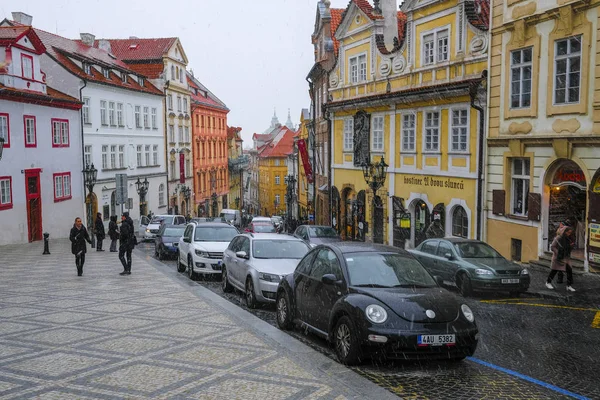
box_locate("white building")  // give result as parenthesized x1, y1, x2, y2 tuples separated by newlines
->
(0, 24, 84, 245)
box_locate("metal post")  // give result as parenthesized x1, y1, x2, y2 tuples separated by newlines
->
(42, 232, 50, 255)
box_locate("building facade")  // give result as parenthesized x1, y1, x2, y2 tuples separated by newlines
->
(326, 0, 489, 247)
(297, 110, 311, 221)
(486, 0, 600, 272)
(0, 25, 84, 245)
(244, 147, 260, 215)
(227, 126, 247, 212)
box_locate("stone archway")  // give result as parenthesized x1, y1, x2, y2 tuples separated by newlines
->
(331, 186, 341, 234)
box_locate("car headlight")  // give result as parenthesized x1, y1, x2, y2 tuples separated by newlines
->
(164, 242, 172, 247)
(365, 304, 388, 324)
(520, 268, 529, 275)
(258, 272, 281, 282)
(146, 229, 150, 233)
(195, 249, 209, 257)
(461, 304, 475, 322)
(474, 268, 493, 275)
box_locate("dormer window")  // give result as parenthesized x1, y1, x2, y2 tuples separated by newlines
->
(83, 63, 91, 75)
(102, 68, 110, 79)
(138, 76, 145, 87)
(21, 54, 33, 80)
(122, 72, 128, 83)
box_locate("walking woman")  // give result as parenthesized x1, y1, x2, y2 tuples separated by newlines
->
(69, 217, 92, 276)
(546, 226, 576, 292)
(108, 215, 119, 252)
(95, 212, 106, 251)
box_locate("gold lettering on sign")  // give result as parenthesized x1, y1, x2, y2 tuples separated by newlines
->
(403, 176, 466, 190)
(552, 118, 580, 134)
(508, 121, 533, 135)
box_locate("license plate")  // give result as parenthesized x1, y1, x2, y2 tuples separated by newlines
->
(418, 334, 455, 346)
(217, 260, 222, 265)
(502, 279, 520, 284)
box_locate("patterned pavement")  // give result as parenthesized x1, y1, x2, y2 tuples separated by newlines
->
(0, 239, 397, 400)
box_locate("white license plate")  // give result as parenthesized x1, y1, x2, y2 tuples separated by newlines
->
(418, 334, 455, 346)
(501, 279, 520, 284)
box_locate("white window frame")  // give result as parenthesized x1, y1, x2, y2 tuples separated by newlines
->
(348, 53, 367, 84)
(82, 97, 91, 124)
(510, 47, 533, 109)
(401, 113, 416, 152)
(134, 106, 141, 128)
(343, 118, 354, 152)
(151, 107, 157, 129)
(553, 36, 582, 105)
(184, 126, 190, 143)
(102, 145, 108, 169)
(167, 95, 173, 110)
(510, 158, 530, 216)
(177, 96, 182, 112)
(145, 145, 151, 166)
(178, 126, 184, 143)
(83, 63, 91, 75)
(84, 145, 92, 167)
(117, 103, 124, 127)
(169, 125, 175, 143)
(421, 27, 450, 66)
(450, 108, 469, 153)
(108, 102, 116, 126)
(153, 145, 158, 165)
(137, 145, 143, 167)
(183, 98, 188, 113)
(275, 176, 280, 185)
(423, 110, 440, 152)
(159, 183, 165, 206)
(143, 106, 149, 128)
(110, 145, 117, 169)
(100, 100, 107, 125)
(371, 115, 384, 152)
(118, 145, 125, 168)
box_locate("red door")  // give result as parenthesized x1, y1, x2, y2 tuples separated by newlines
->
(25, 169, 42, 242)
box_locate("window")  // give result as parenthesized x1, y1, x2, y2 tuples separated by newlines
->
(21, 54, 33, 79)
(349, 54, 367, 83)
(108, 102, 116, 126)
(170, 160, 176, 180)
(437, 30, 449, 62)
(183, 98, 188, 113)
(102, 68, 110, 79)
(51, 119, 69, 147)
(83, 63, 91, 75)
(275, 194, 281, 205)
(153, 145, 158, 165)
(84, 145, 92, 167)
(110, 145, 116, 169)
(402, 114, 416, 151)
(102, 145, 108, 169)
(424, 111, 440, 152)
(82, 98, 91, 124)
(168, 95, 173, 110)
(134, 106, 141, 128)
(121, 72, 127, 83)
(371, 115, 384, 151)
(24, 116, 36, 147)
(151, 107, 157, 129)
(452, 207, 468, 238)
(275, 176, 280, 185)
(554, 36, 581, 105)
(423, 29, 449, 65)
(177, 96, 182, 112)
(145, 145, 151, 166)
(510, 48, 532, 108)
(118, 145, 125, 168)
(451, 109, 468, 152)
(171, 65, 175, 80)
(117, 103, 124, 126)
(137, 145, 143, 166)
(179, 69, 183, 83)
(0, 177, 12, 210)
(274, 159, 280, 166)
(176, 67, 180, 80)
(0, 113, 9, 148)
(343, 118, 354, 151)
(184, 126, 190, 142)
(423, 34, 435, 65)
(139, 77, 144, 86)
(201, 115, 205, 128)
(100, 100, 107, 125)
(53, 172, 72, 202)
(511, 158, 530, 216)
(143, 106, 149, 128)
(186, 159, 190, 177)
(169, 125, 175, 143)
(178, 126, 184, 143)
(159, 183, 165, 206)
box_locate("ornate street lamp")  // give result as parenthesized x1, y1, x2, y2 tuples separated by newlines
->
(135, 177, 149, 217)
(211, 192, 218, 218)
(0, 137, 5, 161)
(361, 157, 388, 243)
(82, 163, 98, 248)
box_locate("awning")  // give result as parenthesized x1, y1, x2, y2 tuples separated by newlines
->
(319, 184, 328, 192)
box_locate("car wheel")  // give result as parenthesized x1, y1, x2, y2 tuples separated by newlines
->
(187, 256, 195, 280)
(334, 316, 362, 366)
(458, 274, 472, 297)
(276, 291, 293, 330)
(154, 245, 159, 258)
(245, 278, 257, 309)
(177, 251, 186, 273)
(222, 266, 234, 293)
(158, 246, 165, 260)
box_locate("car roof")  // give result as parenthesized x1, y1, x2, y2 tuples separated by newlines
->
(422, 237, 483, 244)
(190, 222, 237, 228)
(153, 214, 182, 219)
(161, 224, 185, 229)
(244, 233, 301, 241)
(324, 242, 412, 256)
(299, 225, 335, 229)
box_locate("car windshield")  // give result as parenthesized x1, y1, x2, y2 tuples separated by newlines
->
(194, 226, 238, 242)
(220, 213, 236, 221)
(152, 216, 173, 224)
(252, 240, 309, 259)
(454, 242, 504, 259)
(308, 227, 339, 238)
(163, 227, 185, 237)
(253, 224, 275, 233)
(345, 252, 436, 288)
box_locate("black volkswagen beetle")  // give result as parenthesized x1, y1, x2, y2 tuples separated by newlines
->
(275, 242, 478, 365)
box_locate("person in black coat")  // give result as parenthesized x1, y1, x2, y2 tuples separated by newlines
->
(95, 212, 106, 251)
(118, 212, 135, 275)
(69, 217, 92, 276)
(108, 215, 119, 252)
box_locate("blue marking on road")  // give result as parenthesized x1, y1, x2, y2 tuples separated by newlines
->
(467, 357, 590, 400)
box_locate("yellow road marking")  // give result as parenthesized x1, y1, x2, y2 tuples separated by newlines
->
(592, 311, 600, 329)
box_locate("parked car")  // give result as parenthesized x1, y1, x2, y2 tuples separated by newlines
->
(191, 217, 214, 224)
(138, 215, 150, 238)
(220, 209, 242, 228)
(222, 233, 310, 308)
(250, 216, 272, 224)
(177, 222, 239, 279)
(275, 242, 478, 365)
(294, 225, 342, 247)
(246, 222, 276, 233)
(154, 224, 186, 260)
(410, 238, 530, 297)
(144, 214, 186, 241)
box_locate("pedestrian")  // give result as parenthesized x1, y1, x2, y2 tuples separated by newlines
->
(546, 226, 576, 292)
(118, 212, 134, 276)
(95, 212, 106, 251)
(555, 220, 575, 283)
(69, 217, 92, 276)
(108, 215, 119, 252)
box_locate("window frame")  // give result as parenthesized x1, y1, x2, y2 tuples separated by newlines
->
(102, 145, 108, 169)
(137, 145, 143, 167)
(108, 101, 116, 126)
(21, 54, 34, 80)
(348, 53, 367, 84)
(51, 119, 70, 148)
(145, 144, 151, 166)
(118, 145, 125, 168)
(82, 97, 91, 124)
(84, 145, 92, 167)
(450, 108, 469, 153)
(117, 103, 124, 127)
(553, 35, 582, 106)
(100, 100, 107, 126)
(343, 118, 354, 152)
(143, 106, 150, 129)
(153, 144, 158, 165)
(110, 145, 117, 169)
(158, 183, 165, 206)
(0, 176, 13, 210)
(275, 176, 280, 185)
(53, 172, 72, 202)
(451, 207, 469, 238)
(371, 115, 384, 152)
(0, 113, 9, 148)
(421, 27, 450, 67)
(134, 105, 141, 128)
(510, 47, 533, 109)
(423, 110, 440, 153)
(23, 115, 36, 148)
(151, 107, 157, 129)
(510, 158, 531, 217)
(167, 95, 173, 110)
(401, 113, 416, 152)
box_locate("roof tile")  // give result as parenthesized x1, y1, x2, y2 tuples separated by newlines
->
(85, 38, 177, 61)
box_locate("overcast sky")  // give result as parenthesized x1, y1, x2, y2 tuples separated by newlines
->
(1, 0, 353, 145)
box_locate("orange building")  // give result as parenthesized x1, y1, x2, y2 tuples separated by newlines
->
(188, 73, 230, 217)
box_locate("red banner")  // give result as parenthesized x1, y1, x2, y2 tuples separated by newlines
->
(179, 152, 185, 183)
(297, 139, 313, 183)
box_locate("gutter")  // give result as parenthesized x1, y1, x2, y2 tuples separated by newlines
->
(306, 75, 316, 224)
(469, 71, 488, 241)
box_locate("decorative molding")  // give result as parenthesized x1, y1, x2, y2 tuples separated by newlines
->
(329, 72, 339, 88)
(554, 5, 573, 36)
(392, 54, 406, 74)
(511, 19, 526, 47)
(512, 2, 537, 20)
(458, 4, 465, 52)
(379, 57, 392, 77)
(552, 139, 572, 159)
(552, 118, 581, 133)
(508, 121, 533, 135)
(469, 34, 488, 56)
(508, 139, 525, 157)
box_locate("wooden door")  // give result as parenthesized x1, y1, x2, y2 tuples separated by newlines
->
(25, 169, 42, 242)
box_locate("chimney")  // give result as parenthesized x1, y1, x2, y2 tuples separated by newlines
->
(382, 0, 398, 51)
(11, 12, 33, 26)
(98, 39, 112, 53)
(80, 33, 96, 47)
(129, 36, 139, 39)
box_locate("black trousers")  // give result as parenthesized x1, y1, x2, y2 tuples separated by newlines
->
(110, 239, 117, 252)
(75, 253, 86, 275)
(97, 238, 103, 250)
(547, 264, 573, 285)
(119, 245, 132, 272)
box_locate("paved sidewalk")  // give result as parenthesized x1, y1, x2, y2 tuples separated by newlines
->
(0, 239, 398, 400)
(525, 264, 600, 305)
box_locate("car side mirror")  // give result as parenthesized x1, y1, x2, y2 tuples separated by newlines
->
(321, 274, 338, 285)
(183, 237, 190, 243)
(433, 275, 444, 287)
(444, 253, 454, 260)
(236, 251, 248, 259)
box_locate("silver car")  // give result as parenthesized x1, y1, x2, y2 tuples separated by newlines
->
(221, 233, 310, 308)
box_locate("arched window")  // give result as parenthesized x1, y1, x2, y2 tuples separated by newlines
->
(176, 67, 179, 80)
(171, 65, 175, 80)
(158, 183, 165, 207)
(452, 206, 468, 238)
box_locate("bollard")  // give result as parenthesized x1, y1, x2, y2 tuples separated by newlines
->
(42, 232, 50, 255)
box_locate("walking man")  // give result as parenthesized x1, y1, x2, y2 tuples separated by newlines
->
(69, 217, 92, 276)
(95, 212, 106, 251)
(118, 213, 134, 275)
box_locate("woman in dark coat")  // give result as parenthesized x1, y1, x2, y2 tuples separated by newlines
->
(95, 212, 106, 251)
(108, 215, 119, 252)
(69, 217, 92, 276)
(546, 226, 576, 292)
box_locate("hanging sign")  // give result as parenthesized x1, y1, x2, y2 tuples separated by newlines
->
(297, 139, 313, 183)
(179, 152, 185, 184)
(552, 166, 585, 185)
(400, 213, 411, 228)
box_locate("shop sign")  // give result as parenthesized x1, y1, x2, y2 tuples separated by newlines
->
(400, 213, 411, 228)
(552, 167, 585, 185)
(593, 175, 600, 193)
(589, 252, 600, 264)
(589, 223, 600, 248)
(403, 176, 465, 190)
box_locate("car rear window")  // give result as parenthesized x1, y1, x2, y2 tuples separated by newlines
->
(253, 240, 309, 259)
(253, 224, 276, 233)
(163, 227, 185, 237)
(194, 226, 238, 242)
(152, 216, 174, 224)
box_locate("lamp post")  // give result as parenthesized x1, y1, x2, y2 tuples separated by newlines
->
(285, 175, 296, 233)
(0, 136, 5, 161)
(211, 192, 218, 218)
(135, 177, 149, 217)
(82, 163, 98, 248)
(361, 157, 388, 243)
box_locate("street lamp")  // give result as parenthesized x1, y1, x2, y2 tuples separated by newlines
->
(82, 163, 98, 248)
(284, 175, 297, 232)
(211, 192, 218, 217)
(135, 177, 149, 217)
(0, 136, 5, 161)
(361, 157, 388, 243)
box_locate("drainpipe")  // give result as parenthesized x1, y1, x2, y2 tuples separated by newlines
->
(324, 107, 332, 227)
(164, 81, 170, 214)
(470, 71, 488, 241)
(306, 76, 316, 224)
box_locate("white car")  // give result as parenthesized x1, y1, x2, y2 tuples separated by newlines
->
(144, 214, 186, 241)
(178, 222, 239, 278)
(221, 233, 310, 308)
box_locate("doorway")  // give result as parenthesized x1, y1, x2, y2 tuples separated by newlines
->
(413, 200, 430, 247)
(373, 195, 384, 244)
(25, 169, 42, 242)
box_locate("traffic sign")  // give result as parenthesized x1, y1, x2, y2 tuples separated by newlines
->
(115, 174, 128, 205)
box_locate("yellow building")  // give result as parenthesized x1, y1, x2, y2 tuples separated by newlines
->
(297, 110, 311, 220)
(227, 127, 247, 211)
(486, 0, 600, 273)
(325, 0, 489, 247)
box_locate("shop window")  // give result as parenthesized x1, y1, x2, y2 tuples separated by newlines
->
(452, 206, 468, 238)
(511, 158, 530, 216)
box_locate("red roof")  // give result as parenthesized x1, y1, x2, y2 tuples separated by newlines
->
(258, 127, 296, 158)
(0, 82, 82, 110)
(125, 62, 165, 79)
(466, 0, 490, 31)
(227, 126, 243, 140)
(330, 8, 344, 55)
(84, 38, 177, 61)
(188, 75, 229, 111)
(353, 0, 384, 20)
(0, 26, 45, 54)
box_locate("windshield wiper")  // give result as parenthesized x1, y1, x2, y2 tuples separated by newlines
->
(353, 284, 393, 288)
